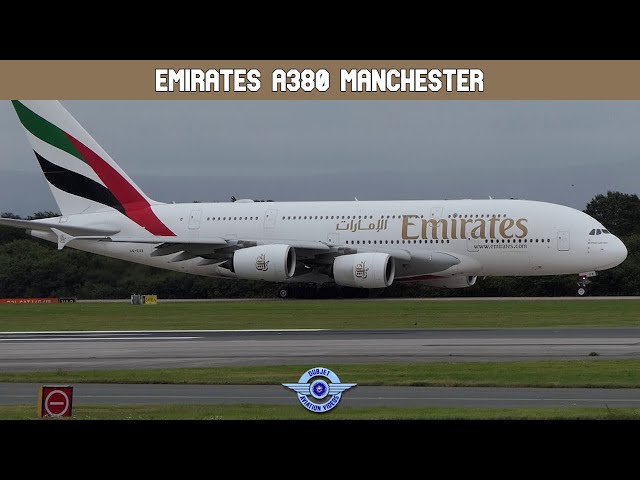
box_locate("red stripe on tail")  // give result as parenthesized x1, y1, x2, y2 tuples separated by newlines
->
(65, 133, 175, 236)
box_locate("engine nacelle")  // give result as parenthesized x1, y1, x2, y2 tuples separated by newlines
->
(333, 253, 395, 288)
(233, 244, 296, 281)
(422, 275, 478, 289)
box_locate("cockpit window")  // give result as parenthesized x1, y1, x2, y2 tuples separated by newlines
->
(589, 229, 596, 235)
(596, 229, 602, 235)
(602, 229, 610, 234)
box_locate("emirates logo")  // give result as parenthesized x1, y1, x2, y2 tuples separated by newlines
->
(355, 261, 369, 279)
(255, 253, 269, 271)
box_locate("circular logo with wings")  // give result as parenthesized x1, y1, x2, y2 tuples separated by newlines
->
(282, 367, 357, 413)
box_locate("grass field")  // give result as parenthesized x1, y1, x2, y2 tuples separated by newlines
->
(1, 299, 639, 331)
(2, 404, 640, 420)
(3, 359, 640, 388)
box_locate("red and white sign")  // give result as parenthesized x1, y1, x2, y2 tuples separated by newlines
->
(38, 386, 73, 417)
(0, 298, 60, 304)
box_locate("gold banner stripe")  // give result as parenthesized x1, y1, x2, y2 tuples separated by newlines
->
(2, 60, 640, 100)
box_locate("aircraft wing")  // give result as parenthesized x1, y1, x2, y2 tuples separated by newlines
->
(107, 236, 227, 246)
(6, 217, 469, 276)
(146, 237, 331, 264)
(230, 238, 331, 252)
(46, 232, 230, 252)
(143, 237, 463, 276)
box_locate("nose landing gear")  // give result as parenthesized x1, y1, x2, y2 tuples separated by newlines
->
(577, 271, 596, 296)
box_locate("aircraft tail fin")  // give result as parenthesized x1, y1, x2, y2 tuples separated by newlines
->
(11, 101, 174, 236)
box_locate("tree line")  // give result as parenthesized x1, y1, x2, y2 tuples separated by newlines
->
(1, 192, 638, 299)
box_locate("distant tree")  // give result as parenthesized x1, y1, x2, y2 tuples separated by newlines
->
(28, 211, 60, 220)
(584, 191, 640, 237)
(0, 213, 25, 244)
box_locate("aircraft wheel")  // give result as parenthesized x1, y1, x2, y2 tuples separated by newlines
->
(577, 287, 586, 296)
(277, 287, 289, 299)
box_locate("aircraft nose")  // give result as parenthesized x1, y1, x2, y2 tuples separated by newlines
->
(596, 235, 628, 270)
(608, 236, 628, 268)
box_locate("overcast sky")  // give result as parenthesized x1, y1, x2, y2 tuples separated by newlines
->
(1, 100, 639, 216)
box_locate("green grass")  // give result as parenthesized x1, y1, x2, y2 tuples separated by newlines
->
(1, 299, 640, 331)
(4, 359, 640, 388)
(2, 404, 640, 420)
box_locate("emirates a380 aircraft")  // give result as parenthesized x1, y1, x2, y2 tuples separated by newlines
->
(1, 101, 628, 297)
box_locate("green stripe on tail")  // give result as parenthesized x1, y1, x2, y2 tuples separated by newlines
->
(11, 101, 85, 162)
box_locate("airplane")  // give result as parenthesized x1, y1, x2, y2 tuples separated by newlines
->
(0, 100, 628, 298)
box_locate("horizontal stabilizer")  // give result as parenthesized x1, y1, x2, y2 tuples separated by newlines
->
(50, 228, 111, 250)
(0, 217, 120, 236)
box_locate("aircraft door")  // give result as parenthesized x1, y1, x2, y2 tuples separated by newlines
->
(466, 236, 479, 252)
(188, 209, 202, 230)
(264, 209, 278, 229)
(557, 231, 570, 251)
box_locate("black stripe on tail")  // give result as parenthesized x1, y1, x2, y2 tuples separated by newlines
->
(35, 151, 126, 215)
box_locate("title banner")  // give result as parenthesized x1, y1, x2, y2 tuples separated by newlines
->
(3, 60, 640, 99)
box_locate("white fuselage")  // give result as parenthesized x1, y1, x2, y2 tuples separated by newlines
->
(31, 198, 628, 284)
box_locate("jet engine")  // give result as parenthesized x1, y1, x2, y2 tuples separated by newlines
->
(422, 275, 478, 288)
(233, 244, 296, 281)
(333, 253, 395, 288)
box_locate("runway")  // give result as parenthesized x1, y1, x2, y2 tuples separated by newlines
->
(3, 383, 640, 408)
(1, 328, 640, 371)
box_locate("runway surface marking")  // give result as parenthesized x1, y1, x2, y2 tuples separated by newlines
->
(0, 329, 327, 335)
(0, 336, 203, 342)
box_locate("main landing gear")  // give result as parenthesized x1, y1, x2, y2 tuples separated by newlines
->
(277, 287, 289, 299)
